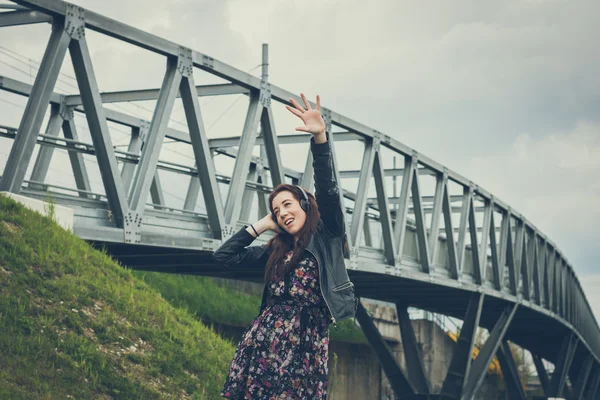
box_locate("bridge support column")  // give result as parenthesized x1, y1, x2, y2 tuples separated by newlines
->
(440, 293, 484, 400)
(396, 304, 431, 394)
(549, 333, 578, 398)
(574, 355, 593, 400)
(532, 354, 551, 397)
(496, 340, 527, 400)
(462, 303, 519, 400)
(355, 299, 416, 399)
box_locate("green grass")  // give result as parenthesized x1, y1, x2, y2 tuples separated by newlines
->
(0, 194, 235, 399)
(133, 271, 367, 344)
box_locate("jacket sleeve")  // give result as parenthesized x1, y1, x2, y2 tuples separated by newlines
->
(311, 135, 346, 237)
(212, 227, 269, 268)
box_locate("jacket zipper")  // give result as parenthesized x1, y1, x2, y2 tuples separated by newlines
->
(332, 281, 353, 292)
(305, 248, 336, 326)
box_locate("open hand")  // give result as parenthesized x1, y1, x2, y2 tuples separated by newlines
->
(285, 93, 326, 137)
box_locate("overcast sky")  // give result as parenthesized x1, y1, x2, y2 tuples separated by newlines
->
(0, 0, 598, 319)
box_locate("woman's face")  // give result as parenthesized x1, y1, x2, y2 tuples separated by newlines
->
(271, 190, 307, 237)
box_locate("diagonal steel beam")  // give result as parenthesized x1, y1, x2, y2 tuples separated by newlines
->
(355, 300, 415, 398)
(574, 355, 594, 400)
(350, 138, 376, 246)
(532, 354, 551, 396)
(428, 173, 444, 267)
(393, 155, 416, 263)
(549, 333, 578, 397)
(260, 105, 284, 187)
(456, 185, 473, 277)
(442, 176, 459, 280)
(180, 67, 225, 238)
(29, 102, 63, 190)
(373, 149, 396, 265)
(440, 293, 484, 400)
(61, 115, 92, 198)
(496, 340, 527, 400)
(128, 55, 182, 215)
(223, 91, 262, 227)
(0, 19, 70, 193)
(489, 205, 502, 291)
(467, 192, 482, 283)
(411, 158, 431, 274)
(462, 303, 519, 400)
(396, 304, 431, 394)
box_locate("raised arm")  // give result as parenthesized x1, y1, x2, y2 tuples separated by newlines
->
(286, 93, 346, 237)
(212, 227, 268, 268)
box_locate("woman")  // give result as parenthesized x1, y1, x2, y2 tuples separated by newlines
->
(214, 93, 358, 399)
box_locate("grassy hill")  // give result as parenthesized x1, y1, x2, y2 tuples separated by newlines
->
(0, 194, 234, 399)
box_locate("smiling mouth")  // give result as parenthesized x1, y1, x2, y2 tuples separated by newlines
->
(284, 218, 295, 227)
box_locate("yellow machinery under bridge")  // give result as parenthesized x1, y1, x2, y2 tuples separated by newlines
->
(0, 1, 599, 398)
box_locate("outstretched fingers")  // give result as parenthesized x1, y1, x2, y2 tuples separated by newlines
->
(301, 93, 312, 110)
(289, 98, 306, 114)
(285, 105, 303, 119)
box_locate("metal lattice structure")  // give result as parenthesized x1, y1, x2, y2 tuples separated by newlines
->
(0, 1, 599, 399)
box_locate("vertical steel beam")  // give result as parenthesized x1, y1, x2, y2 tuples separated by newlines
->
(532, 354, 551, 396)
(514, 219, 525, 295)
(411, 158, 431, 274)
(180, 63, 225, 237)
(428, 172, 444, 265)
(489, 207, 502, 291)
(350, 138, 376, 246)
(121, 124, 147, 191)
(362, 219, 373, 247)
(498, 209, 511, 290)
(260, 105, 285, 187)
(532, 236, 542, 305)
(149, 171, 164, 208)
(183, 161, 201, 211)
(396, 304, 431, 394)
(373, 149, 396, 265)
(128, 55, 182, 216)
(393, 156, 416, 263)
(239, 164, 258, 222)
(441, 176, 459, 279)
(29, 103, 63, 189)
(549, 333, 578, 397)
(467, 193, 482, 283)
(69, 23, 128, 226)
(355, 300, 415, 398)
(62, 115, 92, 198)
(574, 355, 593, 400)
(440, 293, 484, 399)
(462, 303, 519, 400)
(0, 19, 70, 193)
(477, 197, 493, 284)
(456, 185, 473, 276)
(496, 340, 527, 400)
(223, 91, 262, 228)
(520, 229, 531, 300)
(505, 218, 519, 295)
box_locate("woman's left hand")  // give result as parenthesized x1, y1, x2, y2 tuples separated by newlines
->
(286, 93, 326, 137)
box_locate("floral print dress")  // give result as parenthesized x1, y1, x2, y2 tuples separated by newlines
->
(221, 250, 331, 399)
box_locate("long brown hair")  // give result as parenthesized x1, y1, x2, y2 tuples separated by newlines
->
(264, 184, 321, 282)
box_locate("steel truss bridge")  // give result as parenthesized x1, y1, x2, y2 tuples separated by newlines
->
(0, 1, 598, 399)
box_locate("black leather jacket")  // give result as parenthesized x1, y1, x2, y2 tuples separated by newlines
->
(212, 136, 358, 325)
